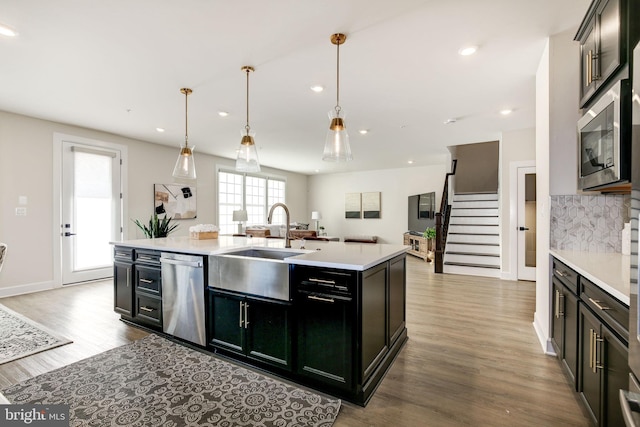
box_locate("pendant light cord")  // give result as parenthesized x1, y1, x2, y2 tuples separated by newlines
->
(184, 90, 189, 147)
(335, 39, 341, 113)
(245, 68, 251, 133)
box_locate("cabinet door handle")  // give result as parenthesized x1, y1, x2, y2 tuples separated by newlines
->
(126, 267, 131, 287)
(239, 301, 244, 328)
(588, 297, 610, 311)
(308, 278, 336, 285)
(308, 295, 335, 303)
(558, 293, 565, 317)
(244, 302, 249, 328)
(595, 334, 604, 372)
(555, 290, 560, 319)
(139, 278, 154, 284)
(589, 329, 595, 372)
(140, 306, 154, 313)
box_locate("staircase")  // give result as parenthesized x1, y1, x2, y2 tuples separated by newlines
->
(443, 193, 501, 278)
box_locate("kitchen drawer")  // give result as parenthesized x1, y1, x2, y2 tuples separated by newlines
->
(552, 258, 579, 295)
(135, 265, 161, 296)
(114, 246, 134, 262)
(581, 276, 628, 342)
(135, 249, 161, 266)
(136, 294, 162, 327)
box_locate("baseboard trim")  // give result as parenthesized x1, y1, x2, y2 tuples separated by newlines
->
(0, 280, 58, 298)
(532, 312, 555, 355)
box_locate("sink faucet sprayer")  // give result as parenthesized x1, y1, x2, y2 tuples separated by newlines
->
(267, 203, 291, 248)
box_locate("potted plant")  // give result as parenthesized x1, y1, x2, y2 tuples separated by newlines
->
(133, 213, 179, 238)
(423, 227, 436, 261)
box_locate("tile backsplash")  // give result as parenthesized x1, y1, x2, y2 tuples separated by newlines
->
(550, 194, 630, 253)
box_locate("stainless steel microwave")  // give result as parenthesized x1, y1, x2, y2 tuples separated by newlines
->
(577, 79, 631, 190)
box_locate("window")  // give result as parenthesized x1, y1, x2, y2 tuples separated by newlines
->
(218, 170, 286, 234)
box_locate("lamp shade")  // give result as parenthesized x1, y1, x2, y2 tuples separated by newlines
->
(322, 109, 352, 161)
(232, 210, 248, 222)
(311, 211, 322, 220)
(172, 145, 196, 180)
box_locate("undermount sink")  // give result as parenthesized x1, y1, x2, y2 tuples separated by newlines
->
(209, 249, 305, 301)
(223, 249, 303, 260)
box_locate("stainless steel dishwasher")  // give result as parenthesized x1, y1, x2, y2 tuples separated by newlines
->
(160, 252, 206, 346)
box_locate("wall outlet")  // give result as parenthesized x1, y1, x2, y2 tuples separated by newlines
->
(15, 207, 27, 216)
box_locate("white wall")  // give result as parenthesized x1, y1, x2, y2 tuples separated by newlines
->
(534, 28, 580, 353)
(0, 110, 308, 296)
(307, 165, 447, 244)
(500, 128, 536, 280)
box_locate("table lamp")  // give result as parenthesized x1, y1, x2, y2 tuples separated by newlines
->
(311, 211, 322, 232)
(232, 210, 248, 234)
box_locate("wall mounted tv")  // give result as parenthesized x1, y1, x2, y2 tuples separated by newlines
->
(407, 192, 436, 234)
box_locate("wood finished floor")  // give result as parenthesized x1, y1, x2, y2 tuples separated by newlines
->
(0, 257, 592, 426)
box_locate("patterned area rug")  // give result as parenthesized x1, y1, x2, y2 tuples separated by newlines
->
(0, 303, 72, 364)
(1, 334, 341, 426)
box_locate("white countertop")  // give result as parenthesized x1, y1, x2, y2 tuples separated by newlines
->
(550, 249, 630, 306)
(112, 236, 409, 271)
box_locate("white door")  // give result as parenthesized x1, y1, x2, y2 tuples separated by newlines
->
(517, 167, 536, 281)
(61, 142, 122, 284)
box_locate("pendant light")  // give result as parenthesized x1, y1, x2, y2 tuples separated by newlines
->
(172, 88, 196, 180)
(236, 66, 261, 172)
(323, 33, 353, 162)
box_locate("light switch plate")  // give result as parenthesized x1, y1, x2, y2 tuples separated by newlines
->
(15, 207, 27, 216)
(18, 196, 28, 205)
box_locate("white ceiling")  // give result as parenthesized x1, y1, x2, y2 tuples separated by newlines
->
(1, 0, 590, 175)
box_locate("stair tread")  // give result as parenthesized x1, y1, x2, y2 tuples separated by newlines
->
(449, 223, 498, 226)
(445, 251, 499, 257)
(444, 262, 500, 269)
(448, 232, 499, 236)
(446, 242, 500, 246)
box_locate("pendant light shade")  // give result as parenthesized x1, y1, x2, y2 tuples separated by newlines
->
(236, 66, 261, 172)
(323, 33, 353, 162)
(172, 88, 196, 180)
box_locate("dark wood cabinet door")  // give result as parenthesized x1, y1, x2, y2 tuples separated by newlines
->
(114, 260, 133, 317)
(579, 304, 602, 425)
(550, 279, 564, 356)
(246, 298, 292, 371)
(596, 0, 621, 84)
(563, 289, 579, 389)
(601, 324, 629, 427)
(361, 264, 388, 383)
(297, 293, 353, 390)
(209, 292, 244, 354)
(580, 21, 598, 107)
(388, 255, 406, 346)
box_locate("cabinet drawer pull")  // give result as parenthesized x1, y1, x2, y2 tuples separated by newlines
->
(554, 269, 567, 278)
(139, 278, 154, 284)
(138, 256, 154, 260)
(588, 297, 610, 311)
(140, 306, 154, 313)
(308, 295, 335, 303)
(308, 278, 336, 285)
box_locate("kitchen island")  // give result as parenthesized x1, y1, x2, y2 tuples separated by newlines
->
(111, 236, 409, 406)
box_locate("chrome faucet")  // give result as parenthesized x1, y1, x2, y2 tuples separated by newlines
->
(267, 202, 291, 248)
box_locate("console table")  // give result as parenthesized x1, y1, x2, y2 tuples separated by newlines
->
(403, 233, 430, 262)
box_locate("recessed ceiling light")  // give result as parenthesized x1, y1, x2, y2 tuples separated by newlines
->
(0, 23, 18, 37)
(359, 129, 368, 135)
(310, 85, 324, 93)
(218, 111, 229, 117)
(314, 169, 320, 173)
(156, 127, 165, 133)
(458, 46, 477, 56)
(408, 160, 414, 164)
(444, 118, 457, 124)
(500, 109, 513, 115)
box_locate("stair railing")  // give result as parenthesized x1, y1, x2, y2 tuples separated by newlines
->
(435, 159, 457, 273)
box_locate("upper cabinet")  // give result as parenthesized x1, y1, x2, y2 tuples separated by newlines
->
(575, 0, 639, 108)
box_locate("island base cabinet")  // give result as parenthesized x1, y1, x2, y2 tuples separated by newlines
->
(114, 260, 133, 318)
(579, 303, 629, 426)
(296, 292, 353, 391)
(208, 290, 292, 371)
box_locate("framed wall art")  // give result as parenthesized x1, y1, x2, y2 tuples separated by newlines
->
(154, 184, 197, 219)
(362, 192, 381, 218)
(345, 193, 361, 219)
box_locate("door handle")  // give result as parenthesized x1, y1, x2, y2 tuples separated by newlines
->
(518, 226, 529, 231)
(63, 232, 77, 236)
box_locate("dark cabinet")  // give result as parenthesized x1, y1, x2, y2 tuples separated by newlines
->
(579, 303, 629, 426)
(550, 259, 580, 388)
(208, 289, 292, 371)
(388, 255, 406, 346)
(113, 246, 162, 329)
(113, 247, 134, 318)
(575, 0, 640, 108)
